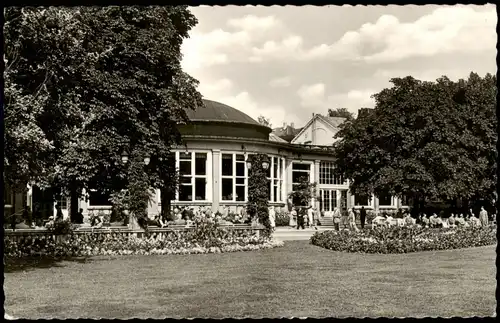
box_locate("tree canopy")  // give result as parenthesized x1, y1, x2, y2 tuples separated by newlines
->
(332, 73, 497, 206)
(257, 115, 272, 128)
(328, 107, 354, 121)
(4, 6, 202, 202)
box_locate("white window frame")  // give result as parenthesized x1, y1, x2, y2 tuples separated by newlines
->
(353, 194, 375, 209)
(378, 194, 397, 208)
(319, 161, 347, 185)
(220, 152, 248, 203)
(291, 161, 313, 188)
(87, 189, 113, 208)
(319, 189, 338, 212)
(175, 151, 210, 202)
(267, 156, 285, 203)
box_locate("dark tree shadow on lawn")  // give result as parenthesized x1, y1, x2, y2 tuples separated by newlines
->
(4, 256, 96, 273)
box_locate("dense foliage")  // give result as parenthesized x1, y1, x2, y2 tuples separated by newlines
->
(257, 115, 272, 128)
(4, 6, 202, 223)
(288, 176, 317, 207)
(247, 154, 271, 234)
(310, 225, 497, 254)
(332, 73, 497, 210)
(5, 218, 283, 258)
(328, 107, 354, 122)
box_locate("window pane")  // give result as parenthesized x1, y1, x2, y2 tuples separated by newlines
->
(195, 178, 206, 200)
(355, 195, 369, 206)
(236, 154, 245, 161)
(273, 158, 278, 179)
(89, 191, 113, 206)
(222, 178, 233, 200)
(222, 154, 233, 176)
(273, 185, 278, 202)
(236, 185, 245, 201)
(267, 179, 272, 201)
(236, 177, 245, 185)
(179, 152, 191, 160)
(179, 160, 191, 176)
(379, 193, 392, 206)
(179, 185, 192, 201)
(292, 171, 309, 183)
(292, 163, 310, 171)
(180, 176, 191, 184)
(236, 162, 245, 177)
(280, 159, 284, 178)
(195, 153, 207, 175)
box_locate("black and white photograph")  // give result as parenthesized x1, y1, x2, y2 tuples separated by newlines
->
(3, 4, 497, 319)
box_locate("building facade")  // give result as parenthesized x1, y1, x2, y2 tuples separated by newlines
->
(5, 99, 407, 221)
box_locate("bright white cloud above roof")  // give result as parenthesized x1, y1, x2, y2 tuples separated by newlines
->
(182, 5, 496, 128)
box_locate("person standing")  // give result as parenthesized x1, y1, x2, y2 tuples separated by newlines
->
(479, 206, 489, 227)
(296, 207, 305, 230)
(348, 207, 358, 231)
(333, 207, 341, 231)
(55, 204, 64, 223)
(341, 207, 349, 229)
(307, 206, 314, 229)
(360, 206, 367, 229)
(289, 207, 297, 227)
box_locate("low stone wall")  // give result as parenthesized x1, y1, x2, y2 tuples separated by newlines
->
(4, 225, 266, 243)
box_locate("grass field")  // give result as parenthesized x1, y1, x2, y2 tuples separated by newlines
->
(4, 241, 496, 319)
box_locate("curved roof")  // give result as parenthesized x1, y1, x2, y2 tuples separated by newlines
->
(186, 99, 261, 126)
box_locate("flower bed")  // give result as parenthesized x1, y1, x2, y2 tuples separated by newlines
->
(310, 225, 497, 254)
(4, 220, 283, 258)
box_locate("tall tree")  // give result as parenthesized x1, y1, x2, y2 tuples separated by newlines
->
(328, 107, 354, 121)
(4, 6, 203, 224)
(257, 115, 272, 128)
(332, 73, 497, 211)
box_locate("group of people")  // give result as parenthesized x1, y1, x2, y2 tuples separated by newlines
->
(287, 206, 322, 230)
(418, 206, 495, 228)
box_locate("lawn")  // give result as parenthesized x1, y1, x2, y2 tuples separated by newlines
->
(4, 241, 496, 319)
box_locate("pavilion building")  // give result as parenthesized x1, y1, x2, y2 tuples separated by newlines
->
(4, 99, 408, 222)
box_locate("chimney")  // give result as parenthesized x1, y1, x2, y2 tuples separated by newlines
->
(312, 112, 315, 118)
(291, 122, 295, 128)
(282, 122, 286, 129)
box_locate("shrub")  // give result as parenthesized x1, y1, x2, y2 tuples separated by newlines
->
(46, 219, 74, 235)
(310, 225, 497, 254)
(275, 211, 290, 226)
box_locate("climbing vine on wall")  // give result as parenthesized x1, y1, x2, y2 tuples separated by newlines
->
(246, 154, 271, 235)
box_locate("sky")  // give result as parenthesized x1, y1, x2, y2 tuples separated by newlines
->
(181, 5, 497, 129)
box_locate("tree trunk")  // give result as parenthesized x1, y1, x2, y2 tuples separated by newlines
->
(160, 187, 173, 221)
(69, 186, 79, 223)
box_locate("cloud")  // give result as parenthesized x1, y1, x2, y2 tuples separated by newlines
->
(227, 15, 281, 31)
(350, 6, 497, 63)
(181, 14, 285, 73)
(297, 83, 326, 108)
(181, 29, 251, 72)
(297, 83, 377, 118)
(247, 5, 496, 64)
(197, 78, 234, 97)
(195, 77, 291, 127)
(269, 76, 292, 88)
